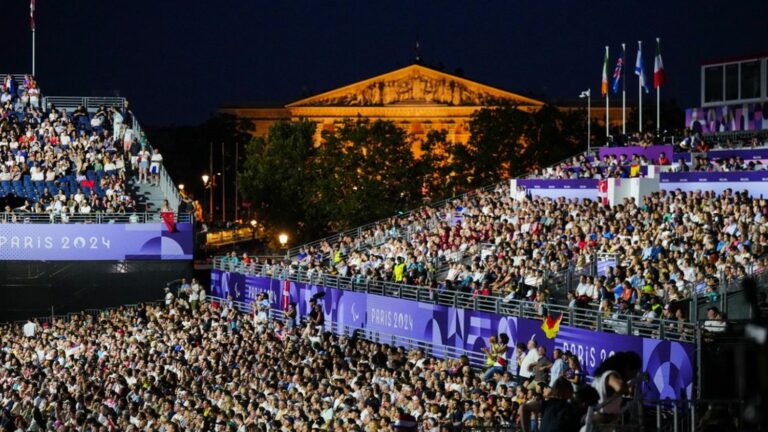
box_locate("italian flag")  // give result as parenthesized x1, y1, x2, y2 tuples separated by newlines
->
(601, 46, 609, 97)
(654, 38, 665, 89)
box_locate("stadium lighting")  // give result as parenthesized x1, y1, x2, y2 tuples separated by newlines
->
(278, 233, 289, 247)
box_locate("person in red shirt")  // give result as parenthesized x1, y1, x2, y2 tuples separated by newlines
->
(657, 152, 670, 165)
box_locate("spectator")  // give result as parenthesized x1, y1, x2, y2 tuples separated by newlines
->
(703, 306, 726, 333)
(150, 147, 163, 186)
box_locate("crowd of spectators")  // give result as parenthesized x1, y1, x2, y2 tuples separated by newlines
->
(528, 132, 768, 180)
(0, 75, 166, 219)
(1, 291, 656, 432)
(226, 185, 768, 326)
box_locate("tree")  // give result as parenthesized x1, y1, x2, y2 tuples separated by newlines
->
(453, 103, 530, 190)
(523, 103, 585, 169)
(315, 118, 421, 231)
(239, 120, 319, 242)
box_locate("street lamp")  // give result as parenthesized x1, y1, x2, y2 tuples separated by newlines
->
(579, 89, 591, 154)
(178, 184, 185, 194)
(201, 174, 211, 222)
(250, 219, 257, 228)
(278, 233, 288, 248)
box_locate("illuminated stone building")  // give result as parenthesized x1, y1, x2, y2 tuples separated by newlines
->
(220, 63, 622, 145)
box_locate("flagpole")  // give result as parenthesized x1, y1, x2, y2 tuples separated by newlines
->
(605, 46, 610, 138)
(32, 29, 36, 76)
(656, 37, 661, 134)
(638, 41, 643, 133)
(622, 43, 626, 136)
(587, 91, 591, 154)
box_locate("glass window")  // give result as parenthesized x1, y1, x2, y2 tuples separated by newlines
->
(740, 60, 761, 99)
(704, 66, 723, 103)
(725, 64, 739, 100)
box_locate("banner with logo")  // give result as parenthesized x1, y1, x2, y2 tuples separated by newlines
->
(0, 223, 193, 261)
(211, 270, 695, 400)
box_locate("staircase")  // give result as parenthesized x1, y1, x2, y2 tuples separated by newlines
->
(132, 179, 167, 213)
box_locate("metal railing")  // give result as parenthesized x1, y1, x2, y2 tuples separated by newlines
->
(206, 226, 254, 246)
(213, 258, 698, 343)
(0, 211, 192, 224)
(42, 96, 126, 110)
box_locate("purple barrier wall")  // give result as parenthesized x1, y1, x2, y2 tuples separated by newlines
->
(599, 145, 674, 162)
(211, 270, 695, 400)
(517, 179, 599, 201)
(659, 171, 768, 196)
(686, 103, 768, 133)
(0, 222, 194, 260)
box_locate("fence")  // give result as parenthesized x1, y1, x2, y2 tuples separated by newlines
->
(0, 211, 192, 224)
(42, 96, 126, 110)
(213, 258, 698, 343)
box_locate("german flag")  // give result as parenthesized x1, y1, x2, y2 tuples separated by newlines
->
(541, 313, 563, 339)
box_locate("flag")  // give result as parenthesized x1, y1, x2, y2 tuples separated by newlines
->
(598, 179, 609, 205)
(580, 89, 591, 98)
(654, 38, 666, 88)
(30, 0, 35, 31)
(601, 46, 609, 97)
(281, 280, 291, 310)
(160, 211, 176, 232)
(635, 42, 650, 94)
(541, 313, 563, 339)
(612, 46, 624, 94)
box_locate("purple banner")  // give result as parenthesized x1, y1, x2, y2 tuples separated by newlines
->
(211, 271, 695, 400)
(704, 148, 768, 161)
(686, 103, 768, 133)
(661, 171, 768, 182)
(0, 223, 193, 261)
(599, 145, 674, 163)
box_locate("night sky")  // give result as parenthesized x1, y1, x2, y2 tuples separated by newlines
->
(4, 0, 767, 125)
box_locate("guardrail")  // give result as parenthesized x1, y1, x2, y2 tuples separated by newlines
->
(0, 212, 193, 224)
(206, 226, 254, 246)
(213, 258, 698, 343)
(42, 96, 126, 110)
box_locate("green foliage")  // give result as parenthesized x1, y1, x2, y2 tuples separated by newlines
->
(455, 103, 530, 189)
(315, 118, 421, 231)
(239, 120, 319, 241)
(239, 106, 588, 241)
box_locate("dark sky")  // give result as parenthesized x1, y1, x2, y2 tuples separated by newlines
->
(4, 1, 767, 125)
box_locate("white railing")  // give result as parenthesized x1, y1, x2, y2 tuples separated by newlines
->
(42, 96, 126, 111)
(0, 212, 192, 224)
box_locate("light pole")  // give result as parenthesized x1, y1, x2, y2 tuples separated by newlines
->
(580, 89, 591, 154)
(201, 174, 210, 222)
(278, 233, 288, 256)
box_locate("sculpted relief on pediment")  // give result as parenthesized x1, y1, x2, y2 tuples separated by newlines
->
(301, 70, 509, 107)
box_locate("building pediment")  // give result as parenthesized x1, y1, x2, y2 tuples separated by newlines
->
(287, 64, 544, 108)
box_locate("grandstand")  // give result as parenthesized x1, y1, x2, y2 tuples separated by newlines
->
(0, 74, 181, 216)
(4, 54, 767, 431)
(0, 73, 193, 322)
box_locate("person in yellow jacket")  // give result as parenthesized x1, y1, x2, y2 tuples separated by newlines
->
(393, 257, 406, 283)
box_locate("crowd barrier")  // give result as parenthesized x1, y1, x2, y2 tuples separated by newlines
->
(211, 263, 698, 401)
(0, 212, 192, 224)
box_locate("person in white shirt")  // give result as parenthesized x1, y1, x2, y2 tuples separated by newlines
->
(164, 287, 174, 307)
(23, 319, 38, 337)
(150, 149, 163, 186)
(518, 338, 540, 380)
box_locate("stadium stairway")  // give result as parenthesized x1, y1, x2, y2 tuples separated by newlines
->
(132, 180, 166, 212)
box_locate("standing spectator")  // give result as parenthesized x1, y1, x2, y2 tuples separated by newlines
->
(137, 146, 150, 184)
(164, 285, 174, 306)
(549, 349, 567, 387)
(22, 318, 38, 338)
(564, 355, 585, 391)
(519, 338, 540, 381)
(189, 281, 200, 311)
(150, 148, 164, 186)
(530, 346, 553, 391)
